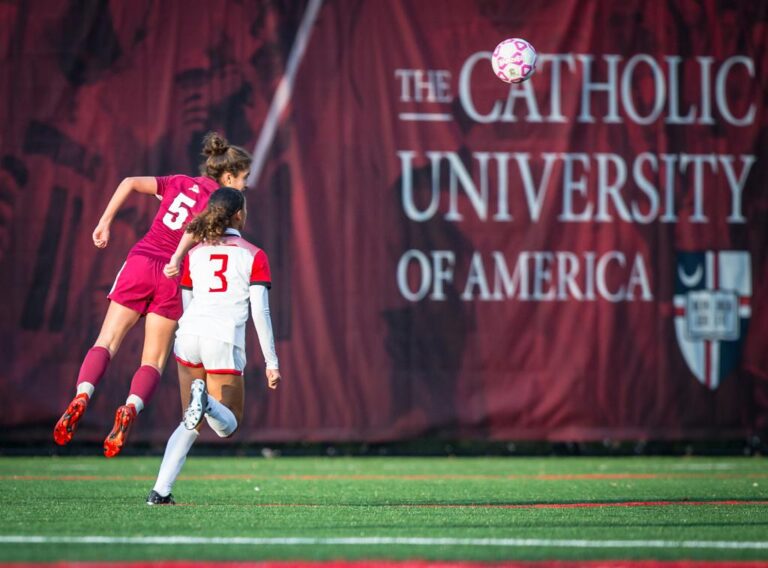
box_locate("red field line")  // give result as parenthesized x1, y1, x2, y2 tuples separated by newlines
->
(3, 475, 157, 481)
(278, 473, 768, 481)
(240, 500, 768, 509)
(164, 500, 768, 509)
(3, 472, 767, 481)
(3, 560, 768, 567)
(397, 500, 768, 510)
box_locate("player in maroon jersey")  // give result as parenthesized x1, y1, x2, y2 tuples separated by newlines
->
(54, 132, 252, 458)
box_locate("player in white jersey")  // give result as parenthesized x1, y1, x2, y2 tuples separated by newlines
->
(147, 187, 281, 505)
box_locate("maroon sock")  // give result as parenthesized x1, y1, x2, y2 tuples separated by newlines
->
(128, 365, 161, 405)
(76, 346, 111, 389)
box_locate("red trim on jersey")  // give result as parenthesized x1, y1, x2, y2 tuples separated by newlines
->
(207, 368, 243, 376)
(250, 249, 271, 286)
(180, 255, 192, 288)
(175, 356, 203, 368)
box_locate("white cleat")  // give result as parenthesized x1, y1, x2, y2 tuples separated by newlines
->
(183, 379, 208, 430)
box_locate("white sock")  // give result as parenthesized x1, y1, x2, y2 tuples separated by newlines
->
(76, 382, 95, 398)
(152, 422, 199, 496)
(205, 396, 237, 437)
(126, 394, 144, 413)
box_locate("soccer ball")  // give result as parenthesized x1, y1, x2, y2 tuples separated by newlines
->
(491, 38, 537, 84)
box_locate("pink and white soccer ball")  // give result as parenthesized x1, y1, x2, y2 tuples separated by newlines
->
(491, 38, 537, 83)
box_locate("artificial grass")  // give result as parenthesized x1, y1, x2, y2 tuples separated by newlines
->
(0, 456, 766, 562)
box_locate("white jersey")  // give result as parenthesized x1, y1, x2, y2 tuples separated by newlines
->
(177, 228, 277, 368)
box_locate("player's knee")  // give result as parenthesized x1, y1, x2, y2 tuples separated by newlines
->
(219, 426, 239, 439)
(205, 415, 238, 438)
(216, 426, 237, 438)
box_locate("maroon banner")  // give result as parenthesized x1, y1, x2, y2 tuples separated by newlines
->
(1, 0, 767, 444)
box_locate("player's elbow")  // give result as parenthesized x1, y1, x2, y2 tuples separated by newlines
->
(122, 176, 157, 196)
(117, 177, 142, 195)
(118, 176, 135, 189)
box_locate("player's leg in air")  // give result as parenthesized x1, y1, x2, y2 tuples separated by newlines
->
(103, 312, 177, 457)
(188, 340, 246, 439)
(53, 302, 140, 446)
(147, 338, 244, 505)
(191, 372, 244, 437)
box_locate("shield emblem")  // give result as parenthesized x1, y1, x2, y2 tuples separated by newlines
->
(673, 251, 751, 390)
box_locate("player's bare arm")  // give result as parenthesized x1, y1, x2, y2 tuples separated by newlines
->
(93, 177, 158, 248)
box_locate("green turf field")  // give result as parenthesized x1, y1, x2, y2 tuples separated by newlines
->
(0, 455, 766, 563)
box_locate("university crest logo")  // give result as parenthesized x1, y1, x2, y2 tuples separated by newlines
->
(673, 251, 751, 390)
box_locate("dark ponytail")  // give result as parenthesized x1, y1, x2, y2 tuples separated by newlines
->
(200, 131, 252, 182)
(185, 187, 245, 244)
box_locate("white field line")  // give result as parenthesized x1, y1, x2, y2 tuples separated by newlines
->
(666, 463, 737, 471)
(0, 536, 767, 550)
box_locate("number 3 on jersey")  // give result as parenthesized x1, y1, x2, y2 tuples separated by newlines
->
(162, 193, 197, 230)
(209, 254, 229, 292)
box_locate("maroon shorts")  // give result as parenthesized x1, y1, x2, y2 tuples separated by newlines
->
(108, 254, 182, 320)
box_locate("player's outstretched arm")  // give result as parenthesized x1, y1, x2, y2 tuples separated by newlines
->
(93, 177, 158, 248)
(249, 285, 280, 390)
(164, 232, 196, 278)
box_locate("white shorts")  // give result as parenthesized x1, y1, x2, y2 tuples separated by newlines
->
(174, 334, 246, 376)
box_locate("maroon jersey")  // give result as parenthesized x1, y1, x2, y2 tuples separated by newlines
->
(129, 175, 218, 260)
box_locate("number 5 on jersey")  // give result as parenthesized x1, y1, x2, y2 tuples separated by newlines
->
(162, 193, 198, 230)
(209, 254, 229, 292)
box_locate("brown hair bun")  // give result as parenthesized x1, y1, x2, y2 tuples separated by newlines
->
(202, 131, 229, 157)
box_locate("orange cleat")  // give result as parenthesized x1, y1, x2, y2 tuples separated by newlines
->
(103, 404, 137, 458)
(53, 393, 90, 446)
